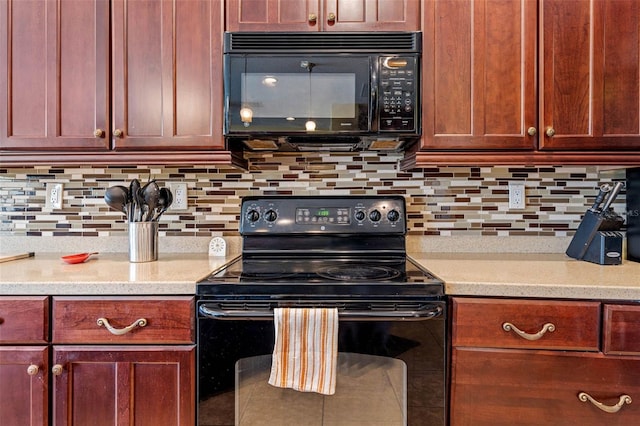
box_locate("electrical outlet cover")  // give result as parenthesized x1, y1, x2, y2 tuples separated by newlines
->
(167, 182, 188, 210)
(508, 183, 526, 209)
(209, 237, 226, 257)
(46, 183, 64, 209)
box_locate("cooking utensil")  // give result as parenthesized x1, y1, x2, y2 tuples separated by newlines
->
(104, 185, 129, 217)
(153, 187, 173, 221)
(130, 179, 141, 222)
(141, 180, 160, 221)
(61, 252, 99, 264)
(0, 252, 35, 263)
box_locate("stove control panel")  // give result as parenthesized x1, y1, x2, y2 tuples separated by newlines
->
(240, 196, 406, 234)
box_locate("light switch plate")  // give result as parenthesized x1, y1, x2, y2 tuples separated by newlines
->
(209, 237, 227, 257)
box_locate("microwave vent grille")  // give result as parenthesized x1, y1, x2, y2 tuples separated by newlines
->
(225, 32, 421, 53)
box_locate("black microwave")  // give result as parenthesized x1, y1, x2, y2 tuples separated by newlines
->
(223, 32, 421, 152)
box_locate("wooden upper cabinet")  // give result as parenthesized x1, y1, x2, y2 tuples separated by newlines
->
(112, 0, 224, 150)
(226, 0, 420, 32)
(0, 0, 110, 151)
(226, 0, 318, 31)
(421, 0, 537, 151)
(1, 0, 225, 153)
(540, 0, 640, 150)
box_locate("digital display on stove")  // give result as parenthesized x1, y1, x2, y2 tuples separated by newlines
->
(296, 207, 351, 224)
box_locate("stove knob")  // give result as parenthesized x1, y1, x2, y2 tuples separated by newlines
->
(387, 210, 400, 222)
(355, 210, 366, 221)
(265, 209, 278, 222)
(246, 209, 260, 222)
(369, 209, 382, 222)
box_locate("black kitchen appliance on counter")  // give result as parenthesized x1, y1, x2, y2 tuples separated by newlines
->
(196, 196, 446, 425)
(566, 182, 625, 265)
(627, 167, 640, 262)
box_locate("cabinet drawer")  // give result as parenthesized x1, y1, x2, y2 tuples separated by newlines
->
(52, 296, 194, 344)
(452, 298, 600, 350)
(450, 348, 640, 426)
(0, 296, 49, 343)
(604, 304, 640, 356)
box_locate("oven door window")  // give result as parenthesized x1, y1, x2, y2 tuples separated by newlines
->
(197, 318, 445, 425)
(224, 55, 371, 134)
(236, 353, 406, 425)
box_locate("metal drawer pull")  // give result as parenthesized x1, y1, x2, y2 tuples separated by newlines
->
(96, 317, 147, 335)
(578, 392, 632, 413)
(27, 365, 39, 376)
(502, 322, 555, 340)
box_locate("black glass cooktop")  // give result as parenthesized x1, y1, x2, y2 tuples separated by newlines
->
(197, 256, 444, 299)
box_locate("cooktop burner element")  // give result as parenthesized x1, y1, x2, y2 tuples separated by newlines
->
(197, 196, 443, 301)
(317, 265, 401, 281)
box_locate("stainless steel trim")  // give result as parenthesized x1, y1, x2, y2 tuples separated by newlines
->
(199, 303, 443, 321)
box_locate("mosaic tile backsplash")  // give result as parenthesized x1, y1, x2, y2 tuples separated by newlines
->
(0, 152, 628, 238)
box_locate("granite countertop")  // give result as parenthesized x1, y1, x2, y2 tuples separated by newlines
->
(1, 252, 639, 300)
(410, 253, 640, 301)
(0, 253, 235, 295)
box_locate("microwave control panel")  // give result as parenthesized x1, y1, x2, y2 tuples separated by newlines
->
(378, 56, 418, 132)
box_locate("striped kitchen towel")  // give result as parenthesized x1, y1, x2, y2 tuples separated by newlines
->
(268, 307, 339, 395)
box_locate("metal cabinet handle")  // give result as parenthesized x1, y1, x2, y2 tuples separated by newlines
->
(96, 317, 147, 335)
(527, 127, 537, 136)
(308, 13, 317, 23)
(27, 365, 39, 376)
(113, 129, 123, 138)
(93, 128, 105, 138)
(578, 392, 632, 413)
(546, 127, 555, 137)
(327, 12, 336, 23)
(51, 364, 63, 376)
(502, 322, 555, 340)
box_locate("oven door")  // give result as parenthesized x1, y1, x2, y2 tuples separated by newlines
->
(224, 54, 372, 135)
(197, 301, 446, 426)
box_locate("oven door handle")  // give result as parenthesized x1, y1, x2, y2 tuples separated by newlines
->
(198, 304, 443, 321)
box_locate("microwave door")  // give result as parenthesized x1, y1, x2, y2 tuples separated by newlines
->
(224, 55, 371, 135)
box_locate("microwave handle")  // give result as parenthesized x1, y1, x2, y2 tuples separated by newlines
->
(369, 78, 377, 132)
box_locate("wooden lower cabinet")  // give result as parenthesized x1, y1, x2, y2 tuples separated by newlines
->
(0, 296, 49, 426)
(0, 346, 49, 426)
(50, 296, 196, 426)
(52, 345, 195, 426)
(450, 297, 640, 425)
(450, 348, 640, 425)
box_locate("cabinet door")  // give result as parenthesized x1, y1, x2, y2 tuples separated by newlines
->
(421, 0, 537, 151)
(112, 0, 224, 150)
(0, 346, 48, 426)
(226, 0, 419, 32)
(324, 0, 420, 31)
(0, 0, 110, 150)
(52, 345, 195, 426)
(540, 0, 640, 150)
(451, 348, 640, 426)
(226, 0, 319, 31)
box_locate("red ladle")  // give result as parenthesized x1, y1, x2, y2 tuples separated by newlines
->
(61, 252, 99, 264)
